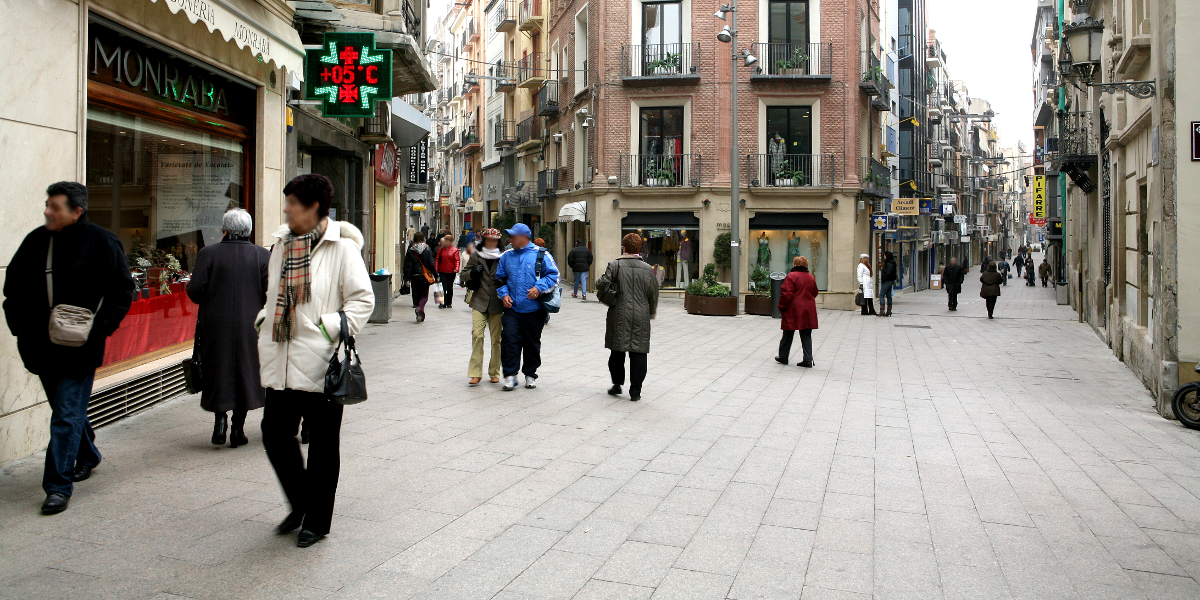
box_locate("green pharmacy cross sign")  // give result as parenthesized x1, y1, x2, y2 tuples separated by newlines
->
(304, 32, 393, 118)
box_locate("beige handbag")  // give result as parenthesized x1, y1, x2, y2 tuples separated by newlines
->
(46, 238, 101, 347)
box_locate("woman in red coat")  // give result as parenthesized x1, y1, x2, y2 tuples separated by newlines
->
(776, 256, 819, 368)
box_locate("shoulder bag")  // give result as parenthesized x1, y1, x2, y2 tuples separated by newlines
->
(46, 238, 102, 347)
(854, 286, 865, 307)
(535, 248, 561, 313)
(325, 311, 368, 405)
(598, 260, 621, 307)
(182, 314, 204, 394)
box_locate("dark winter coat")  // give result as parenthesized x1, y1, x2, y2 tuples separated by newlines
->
(566, 244, 593, 272)
(779, 266, 819, 331)
(403, 243, 436, 283)
(3, 216, 135, 375)
(462, 250, 503, 314)
(980, 270, 1005, 298)
(942, 263, 966, 295)
(1038, 261, 1052, 278)
(596, 256, 659, 354)
(185, 237, 271, 413)
(879, 258, 899, 285)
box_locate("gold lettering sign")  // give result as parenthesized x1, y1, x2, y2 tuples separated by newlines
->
(892, 197, 919, 215)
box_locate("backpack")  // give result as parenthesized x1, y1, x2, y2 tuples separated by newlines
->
(535, 248, 561, 313)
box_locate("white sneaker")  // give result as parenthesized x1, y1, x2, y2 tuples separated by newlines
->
(502, 376, 518, 391)
(524, 376, 537, 389)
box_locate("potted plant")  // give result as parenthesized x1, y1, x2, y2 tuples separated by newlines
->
(745, 265, 773, 316)
(643, 164, 659, 187)
(773, 164, 794, 187)
(657, 168, 677, 187)
(686, 263, 738, 316)
(774, 49, 809, 75)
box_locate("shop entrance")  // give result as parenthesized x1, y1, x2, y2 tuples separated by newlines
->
(621, 212, 699, 289)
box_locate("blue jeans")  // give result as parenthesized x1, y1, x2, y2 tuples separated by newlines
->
(879, 281, 894, 309)
(40, 372, 100, 496)
(573, 271, 587, 296)
(502, 309, 546, 378)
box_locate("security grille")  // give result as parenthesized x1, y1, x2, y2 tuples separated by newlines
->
(88, 364, 187, 428)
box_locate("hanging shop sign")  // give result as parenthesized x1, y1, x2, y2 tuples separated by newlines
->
(870, 213, 898, 232)
(305, 32, 393, 118)
(407, 136, 429, 185)
(1029, 216, 1047, 226)
(918, 198, 934, 215)
(375, 143, 401, 186)
(953, 214, 967, 224)
(891, 197, 919, 216)
(1032, 175, 1047, 218)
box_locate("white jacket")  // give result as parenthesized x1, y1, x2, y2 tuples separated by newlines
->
(857, 263, 875, 299)
(257, 220, 375, 393)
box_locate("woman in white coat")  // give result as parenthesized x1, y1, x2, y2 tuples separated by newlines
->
(257, 174, 374, 548)
(857, 254, 876, 315)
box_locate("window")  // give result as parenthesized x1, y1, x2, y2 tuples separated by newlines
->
(765, 106, 812, 154)
(641, 1, 682, 74)
(768, 0, 808, 46)
(575, 8, 589, 89)
(640, 107, 683, 156)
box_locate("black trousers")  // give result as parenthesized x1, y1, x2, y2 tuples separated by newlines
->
(860, 298, 876, 315)
(439, 272, 456, 306)
(502, 309, 546, 378)
(985, 297, 997, 317)
(608, 350, 647, 394)
(778, 329, 813, 364)
(261, 388, 344, 535)
(947, 288, 959, 309)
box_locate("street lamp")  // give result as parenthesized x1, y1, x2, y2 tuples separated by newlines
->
(714, 1, 756, 302)
(1060, 1, 1103, 84)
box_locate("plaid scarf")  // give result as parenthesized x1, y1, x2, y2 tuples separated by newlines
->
(272, 220, 326, 342)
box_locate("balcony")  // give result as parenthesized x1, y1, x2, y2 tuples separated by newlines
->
(492, 0, 516, 32)
(495, 62, 516, 91)
(747, 154, 839, 188)
(926, 39, 946, 69)
(462, 72, 479, 97)
(537, 169, 557, 198)
(860, 51, 892, 108)
(518, 0, 543, 31)
(749, 42, 833, 81)
(461, 126, 481, 154)
(620, 43, 701, 85)
(1056, 111, 1096, 193)
(515, 115, 543, 151)
(537, 80, 558, 116)
(494, 119, 516, 147)
(859, 157, 890, 198)
(619, 154, 702, 188)
(516, 53, 545, 89)
(437, 88, 451, 106)
(442, 127, 458, 150)
(461, 20, 477, 52)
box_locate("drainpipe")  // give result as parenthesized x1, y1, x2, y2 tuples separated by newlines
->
(1057, 0, 1067, 288)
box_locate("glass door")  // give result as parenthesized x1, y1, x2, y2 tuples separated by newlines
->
(765, 106, 813, 185)
(642, 1, 682, 75)
(639, 107, 684, 186)
(768, 0, 809, 74)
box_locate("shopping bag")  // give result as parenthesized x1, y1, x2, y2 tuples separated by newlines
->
(432, 282, 444, 305)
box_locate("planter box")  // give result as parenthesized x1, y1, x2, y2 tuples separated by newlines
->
(745, 295, 773, 316)
(684, 291, 694, 312)
(686, 295, 738, 316)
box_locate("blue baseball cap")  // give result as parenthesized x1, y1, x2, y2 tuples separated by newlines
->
(505, 223, 532, 237)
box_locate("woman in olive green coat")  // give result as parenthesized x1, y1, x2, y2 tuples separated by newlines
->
(596, 233, 659, 401)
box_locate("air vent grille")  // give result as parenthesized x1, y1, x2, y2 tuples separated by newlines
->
(89, 364, 188, 428)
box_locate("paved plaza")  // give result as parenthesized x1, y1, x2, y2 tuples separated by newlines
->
(2, 262, 1200, 600)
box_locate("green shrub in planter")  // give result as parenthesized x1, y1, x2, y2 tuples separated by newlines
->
(701, 284, 731, 297)
(701, 263, 719, 288)
(713, 233, 731, 271)
(686, 280, 703, 296)
(749, 265, 770, 295)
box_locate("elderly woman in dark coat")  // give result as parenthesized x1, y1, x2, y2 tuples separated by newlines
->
(776, 256, 819, 368)
(597, 233, 659, 401)
(980, 263, 1005, 319)
(185, 209, 271, 448)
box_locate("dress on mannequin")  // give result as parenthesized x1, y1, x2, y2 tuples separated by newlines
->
(787, 233, 801, 266)
(757, 234, 771, 269)
(678, 236, 692, 287)
(661, 230, 678, 284)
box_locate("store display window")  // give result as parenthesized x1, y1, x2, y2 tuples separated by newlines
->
(620, 227, 699, 289)
(748, 213, 829, 290)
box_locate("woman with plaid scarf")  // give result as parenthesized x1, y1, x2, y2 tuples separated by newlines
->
(255, 174, 374, 548)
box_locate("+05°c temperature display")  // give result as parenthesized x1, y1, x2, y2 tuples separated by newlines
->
(304, 32, 393, 118)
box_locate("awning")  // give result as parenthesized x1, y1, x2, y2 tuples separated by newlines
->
(149, 0, 305, 74)
(390, 98, 433, 147)
(558, 201, 587, 223)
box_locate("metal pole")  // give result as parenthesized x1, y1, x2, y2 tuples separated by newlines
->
(729, 0, 741, 302)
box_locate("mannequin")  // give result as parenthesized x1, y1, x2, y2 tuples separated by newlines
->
(678, 234, 692, 287)
(662, 229, 678, 284)
(757, 232, 771, 269)
(787, 231, 801, 265)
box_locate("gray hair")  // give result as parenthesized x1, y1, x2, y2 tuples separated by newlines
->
(222, 208, 253, 236)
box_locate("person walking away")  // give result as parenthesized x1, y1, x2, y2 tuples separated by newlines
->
(943, 257, 965, 310)
(597, 233, 658, 401)
(567, 239, 594, 300)
(436, 234, 460, 308)
(3, 182, 135, 514)
(463, 228, 505, 386)
(878, 251, 898, 317)
(980, 263, 1005, 319)
(1039, 258, 1052, 287)
(185, 209, 270, 448)
(776, 256, 819, 368)
(857, 254, 876, 315)
(404, 233, 436, 321)
(997, 257, 1010, 286)
(495, 223, 559, 391)
(1015, 250, 1024, 278)
(257, 174, 373, 548)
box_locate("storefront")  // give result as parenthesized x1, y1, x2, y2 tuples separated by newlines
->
(748, 213, 830, 290)
(621, 212, 700, 289)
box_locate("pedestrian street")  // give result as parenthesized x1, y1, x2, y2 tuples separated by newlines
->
(2, 270, 1199, 600)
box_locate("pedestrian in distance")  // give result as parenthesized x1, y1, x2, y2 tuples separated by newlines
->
(1015, 251, 1024, 278)
(404, 232, 436, 322)
(857, 254, 876, 315)
(3, 181, 135, 514)
(943, 257, 965, 310)
(435, 234, 460, 308)
(1039, 258, 1052, 287)
(496, 223, 559, 391)
(980, 255, 991, 273)
(878, 250, 898, 317)
(776, 256, 819, 368)
(185, 208, 271, 448)
(567, 239, 594, 300)
(462, 228, 505, 386)
(597, 233, 659, 401)
(937, 262, 945, 276)
(257, 174, 374, 548)
(997, 257, 1010, 286)
(980, 263, 1005, 319)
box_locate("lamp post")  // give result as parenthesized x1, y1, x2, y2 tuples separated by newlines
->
(716, 3, 755, 302)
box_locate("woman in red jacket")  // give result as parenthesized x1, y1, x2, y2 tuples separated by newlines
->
(776, 256, 819, 368)
(435, 234, 462, 308)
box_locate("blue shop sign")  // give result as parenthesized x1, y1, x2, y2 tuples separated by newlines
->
(918, 198, 934, 215)
(870, 213, 898, 232)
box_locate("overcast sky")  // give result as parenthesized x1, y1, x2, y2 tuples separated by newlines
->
(926, 0, 1038, 151)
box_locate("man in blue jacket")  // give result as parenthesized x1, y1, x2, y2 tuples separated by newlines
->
(496, 223, 559, 391)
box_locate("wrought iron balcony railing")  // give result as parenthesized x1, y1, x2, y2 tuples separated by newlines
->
(859, 157, 890, 198)
(494, 119, 516, 147)
(620, 43, 701, 82)
(517, 52, 545, 87)
(518, 0, 542, 30)
(492, 0, 516, 32)
(750, 42, 833, 78)
(619, 154, 702, 187)
(515, 115, 543, 148)
(860, 50, 892, 100)
(442, 127, 458, 150)
(461, 126, 480, 152)
(747, 154, 839, 187)
(537, 80, 558, 116)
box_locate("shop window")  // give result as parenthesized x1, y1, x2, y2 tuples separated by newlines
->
(621, 212, 698, 289)
(748, 213, 828, 290)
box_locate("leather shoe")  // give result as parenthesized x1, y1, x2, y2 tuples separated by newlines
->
(69, 464, 94, 482)
(229, 427, 249, 448)
(276, 511, 304, 535)
(41, 492, 69, 515)
(797, 361, 814, 368)
(629, 390, 641, 402)
(212, 412, 228, 445)
(607, 385, 622, 396)
(774, 356, 788, 365)
(297, 529, 325, 548)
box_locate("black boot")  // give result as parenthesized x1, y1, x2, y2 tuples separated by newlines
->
(229, 410, 248, 448)
(212, 412, 228, 445)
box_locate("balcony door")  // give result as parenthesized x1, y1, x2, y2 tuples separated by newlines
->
(767, 0, 809, 74)
(642, 1, 682, 75)
(766, 106, 813, 183)
(640, 107, 684, 185)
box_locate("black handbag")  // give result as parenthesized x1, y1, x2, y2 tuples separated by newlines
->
(182, 314, 203, 394)
(854, 287, 865, 307)
(325, 311, 368, 405)
(598, 260, 621, 307)
(465, 262, 484, 291)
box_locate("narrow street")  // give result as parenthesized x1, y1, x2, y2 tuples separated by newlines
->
(2, 260, 1198, 600)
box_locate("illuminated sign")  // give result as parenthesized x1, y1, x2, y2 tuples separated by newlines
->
(1032, 175, 1047, 219)
(305, 32, 393, 118)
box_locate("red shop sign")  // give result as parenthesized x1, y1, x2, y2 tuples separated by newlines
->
(375, 142, 400, 186)
(1029, 216, 1047, 226)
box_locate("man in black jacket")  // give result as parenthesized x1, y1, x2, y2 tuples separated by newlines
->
(566, 239, 593, 300)
(942, 257, 965, 311)
(3, 182, 135, 514)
